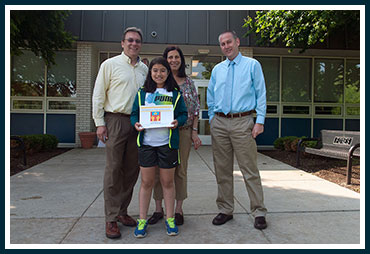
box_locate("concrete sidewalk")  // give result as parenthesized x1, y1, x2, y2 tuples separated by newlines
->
(9, 146, 361, 246)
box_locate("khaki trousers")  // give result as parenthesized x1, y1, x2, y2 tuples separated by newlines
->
(211, 114, 267, 217)
(153, 128, 192, 201)
(104, 113, 140, 222)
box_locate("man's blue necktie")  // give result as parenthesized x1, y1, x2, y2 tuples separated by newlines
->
(222, 61, 235, 115)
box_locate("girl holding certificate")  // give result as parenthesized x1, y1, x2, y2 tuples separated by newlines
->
(130, 57, 187, 238)
(148, 46, 201, 227)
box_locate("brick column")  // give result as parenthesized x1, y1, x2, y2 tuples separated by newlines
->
(75, 42, 97, 147)
(240, 47, 253, 58)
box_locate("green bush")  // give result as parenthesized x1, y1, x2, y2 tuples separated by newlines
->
(284, 136, 300, 151)
(42, 134, 59, 150)
(20, 134, 59, 154)
(290, 138, 300, 152)
(273, 136, 298, 150)
(274, 136, 319, 151)
(303, 140, 319, 148)
(22, 135, 42, 154)
(273, 137, 286, 150)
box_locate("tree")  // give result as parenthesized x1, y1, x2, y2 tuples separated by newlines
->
(243, 10, 360, 52)
(10, 10, 74, 66)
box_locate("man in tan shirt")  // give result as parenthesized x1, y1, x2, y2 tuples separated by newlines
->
(92, 27, 148, 239)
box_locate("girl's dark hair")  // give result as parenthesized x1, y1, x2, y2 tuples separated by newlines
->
(162, 46, 187, 78)
(143, 57, 180, 93)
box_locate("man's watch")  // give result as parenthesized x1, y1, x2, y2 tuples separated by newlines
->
(192, 127, 198, 131)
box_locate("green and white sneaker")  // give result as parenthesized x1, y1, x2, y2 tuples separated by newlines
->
(134, 219, 148, 238)
(165, 217, 179, 236)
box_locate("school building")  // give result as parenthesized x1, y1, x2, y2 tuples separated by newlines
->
(10, 10, 360, 147)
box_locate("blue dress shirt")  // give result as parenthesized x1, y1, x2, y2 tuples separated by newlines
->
(207, 52, 267, 124)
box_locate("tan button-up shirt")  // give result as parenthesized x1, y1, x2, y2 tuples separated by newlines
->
(92, 52, 148, 127)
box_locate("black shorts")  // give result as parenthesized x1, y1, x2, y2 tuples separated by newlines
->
(138, 145, 179, 169)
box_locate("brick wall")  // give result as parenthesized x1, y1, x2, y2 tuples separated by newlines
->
(75, 42, 98, 147)
(240, 47, 253, 58)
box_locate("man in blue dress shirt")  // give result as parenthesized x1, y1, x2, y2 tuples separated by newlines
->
(207, 30, 267, 229)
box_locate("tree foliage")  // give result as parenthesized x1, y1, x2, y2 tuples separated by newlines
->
(10, 10, 74, 66)
(243, 10, 360, 52)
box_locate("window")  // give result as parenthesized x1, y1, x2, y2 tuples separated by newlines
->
(283, 105, 310, 115)
(11, 50, 45, 97)
(345, 60, 360, 104)
(314, 59, 344, 103)
(346, 107, 360, 115)
(191, 56, 221, 80)
(266, 105, 278, 114)
(47, 51, 76, 97)
(255, 57, 279, 102)
(315, 106, 342, 115)
(13, 100, 43, 110)
(99, 52, 121, 66)
(48, 101, 76, 110)
(100, 52, 109, 65)
(11, 50, 77, 112)
(282, 58, 311, 102)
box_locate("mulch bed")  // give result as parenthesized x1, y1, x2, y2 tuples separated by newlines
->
(10, 148, 72, 176)
(259, 149, 360, 193)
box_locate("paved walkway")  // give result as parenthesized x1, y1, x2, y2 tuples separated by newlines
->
(9, 146, 361, 246)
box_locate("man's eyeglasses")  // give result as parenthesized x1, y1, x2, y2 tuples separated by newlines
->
(124, 38, 142, 44)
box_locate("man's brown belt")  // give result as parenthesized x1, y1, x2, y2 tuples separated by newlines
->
(105, 112, 131, 117)
(215, 110, 254, 118)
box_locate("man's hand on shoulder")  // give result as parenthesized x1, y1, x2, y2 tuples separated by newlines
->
(252, 123, 264, 139)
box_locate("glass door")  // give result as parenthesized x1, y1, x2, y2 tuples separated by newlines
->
(191, 55, 223, 145)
